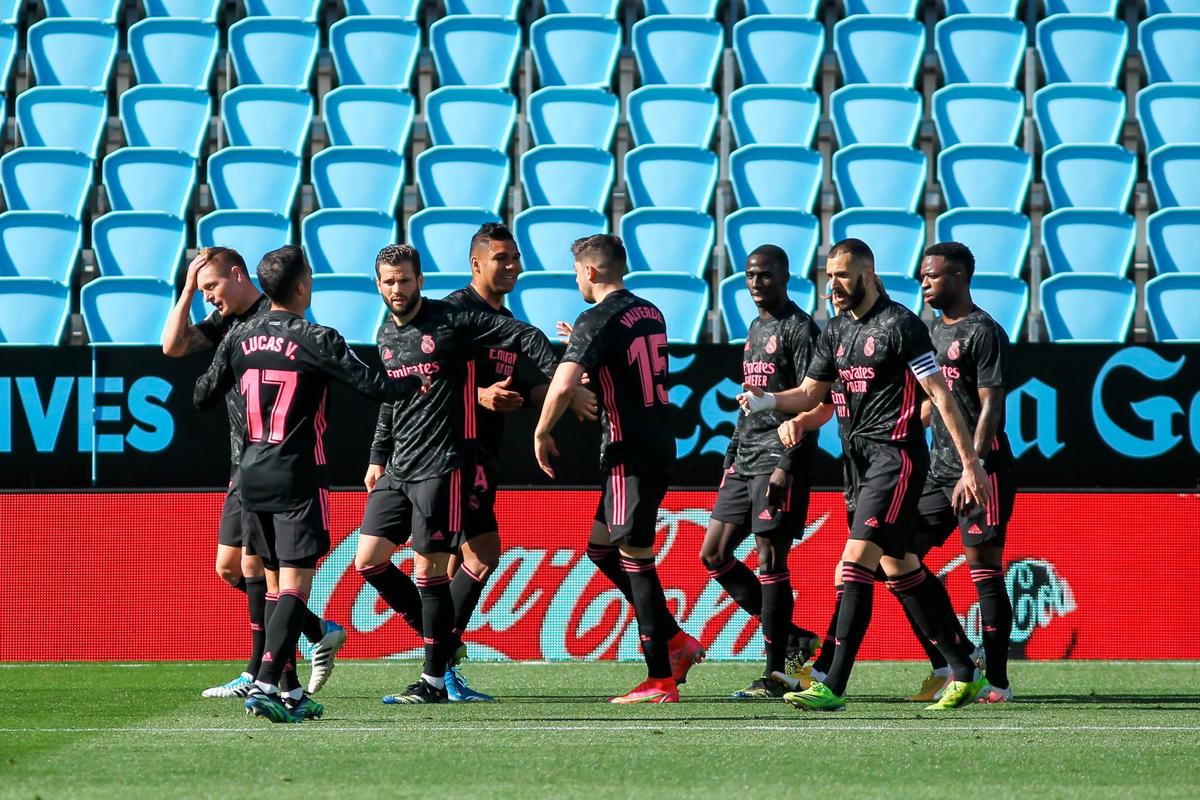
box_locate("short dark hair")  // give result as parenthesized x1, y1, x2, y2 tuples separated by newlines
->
(470, 222, 515, 254)
(375, 243, 421, 277)
(570, 234, 627, 278)
(747, 243, 789, 273)
(199, 246, 247, 276)
(924, 241, 976, 280)
(828, 238, 875, 269)
(257, 245, 310, 303)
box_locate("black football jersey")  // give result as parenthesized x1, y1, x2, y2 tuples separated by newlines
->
(561, 289, 675, 476)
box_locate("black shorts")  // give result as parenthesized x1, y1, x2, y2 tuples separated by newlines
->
(710, 469, 812, 538)
(359, 470, 463, 555)
(913, 469, 1016, 553)
(242, 488, 330, 569)
(593, 467, 668, 549)
(459, 458, 499, 543)
(843, 442, 928, 559)
(217, 479, 245, 548)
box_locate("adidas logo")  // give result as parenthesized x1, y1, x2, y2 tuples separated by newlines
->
(758, 509, 774, 520)
(864, 517, 880, 528)
(262, 652, 273, 662)
(430, 531, 445, 541)
(968, 524, 983, 534)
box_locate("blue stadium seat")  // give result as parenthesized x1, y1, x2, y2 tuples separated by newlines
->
(624, 145, 719, 211)
(935, 15, 1024, 86)
(834, 16, 925, 87)
(513, 206, 607, 271)
(643, 0, 719, 13)
(222, 86, 314, 155)
(419, 273, 474, 300)
(1, 0, 17, 21)
(939, 144, 1032, 211)
(627, 87, 719, 147)
(15, 87, 106, 159)
(509, 272, 593, 338)
(1037, 15, 1128, 85)
(196, 211, 293, 266)
(544, 0, 619, 13)
(322, 87, 415, 151)
(935, 209, 1030, 278)
(830, 86, 922, 146)
(81, 277, 175, 345)
(307, 275, 386, 345)
(1138, 84, 1200, 152)
(407, 208, 502, 272)
(120, 86, 211, 159)
(1146, 0, 1200, 10)
(943, 0, 1018, 12)
(1042, 209, 1135, 276)
(531, 14, 620, 88)
(444, 0, 520, 16)
(330, 16, 420, 87)
(102, 148, 196, 218)
(1044, 0, 1118, 12)
(1145, 274, 1200, 341)
(1040, 273, 1135, 342)
(425, 87, 517, 149)
(830, 209, 924, 277)
(341, 0, 420, 16)
(91, 212, 186, 282)
(228, 18, 319, 87)
(310, 147, 405, 213)
(832, 145, 926, 211)
(415, 146, 510, 213)
(622, 272, 709, 344)
(632, 15, 722, 88)
(0, 23, 14, 88)
(1042, 144, 1136, 209)
(27, 19, 118, 90)
(733, 15, 823, 88)
(879, 275, 923, 314)
(720, 273, 817, 343)
(527, 87, 619, 148)
(1148, 144, 1200, 207)
(42, 0, 120, 23)
(743, 0, 818, 13)
(932, 85, 1024, 146)
(141, 0, 220, 22)
(0, 278, 71, 345)
(244, 0, 321, 21)
(729, 145, 822, 210)
(430, 16, 521, 88)
(520, 145, 615, 212)
(1034, 85, 1125, 149)
(1139, 14, 1200, 83)
(302, 209, 398, 276)
(207, 148, 302, 214)
(843, 0, 918, 13)
(728, 85, 820, 147)
(620, 209, 714, 277)
(1147, 208, 1200, 273)
(723, 208, 819, 276)
(0, 212, 81, 282)
(0, 148, 92, 218)
(965, 275, 1027, 342)
(128, 19, 218, 88)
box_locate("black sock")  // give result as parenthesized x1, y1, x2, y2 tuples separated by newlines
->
(257, 589, 308, 689)
(925, 565, 972, 655)
(358, 562, 423, 634)
(759, 569, 793, 675)
(417, 575, 453, 680)
(891, 575, 948, 670)
(810, 585, 843, 675)
(824, 564, 875, 697)
(280, 657, 299, 693)
(245, 576, 268, 676)
(232, 577, 247, 593)
(887, 567, 975, 682)
(590, 544, 681, 639)
(706, 558, 762, 616)
(301, 608, 324, 646)
(449, 564, 488, 650)
(622, 556, 672, 680)
(971, 564, 1012, 690)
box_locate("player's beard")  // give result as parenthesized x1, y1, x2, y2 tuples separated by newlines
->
(830, 274, 866, 311)
(389, 290, 419, 316)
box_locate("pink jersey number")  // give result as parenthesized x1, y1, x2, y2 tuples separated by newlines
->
(239, 368, 299, 443)
(627, 333, 669, 407)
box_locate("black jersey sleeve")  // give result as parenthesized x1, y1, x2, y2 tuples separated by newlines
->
(973, 321, 1008, 390)
(194, 308, 229, 345)
(193, 333, 237, 410)
(454, 309, 558, 379)
(894, 311, 940, 377)
(561, 308, 608, 371)
(722, 424, 739, 470)
(308, 325, 420, 402)
(369, 402, 394, 466)
(806, 323, 838, 382)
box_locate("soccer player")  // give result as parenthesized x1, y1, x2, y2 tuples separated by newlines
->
(163, 248, 345, 700)
(194, 245, 426, 723)
(698, 245, 823, 699)
(534, 234, 705, 705)
(738, 238, 993, 711)
(909, 241, 1016, 704)
(440, 224, 598, 701)
(357, 244, 561, 705)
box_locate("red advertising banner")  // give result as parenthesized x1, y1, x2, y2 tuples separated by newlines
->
(2, 490, 1197, 661)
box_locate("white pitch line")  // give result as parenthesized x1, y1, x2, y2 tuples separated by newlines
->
(1, 724, 1199, 734)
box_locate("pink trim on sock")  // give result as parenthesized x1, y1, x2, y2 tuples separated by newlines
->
(460, 564, 485, 584)
(705, 560, 737, 578)
(840, 562, 876, 585)
(357, 562, 392, 576)
(279, 588, 309, 603)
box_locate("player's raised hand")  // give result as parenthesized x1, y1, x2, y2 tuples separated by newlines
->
(570, 385, 599, 421)
(479, 376, 523, 412)
(534, 431, 559, 479)
(183, 250, 209, 293)
(363, 463, 384, 492)
(737, 382, 777, 415)
(777, 418, 804, 448)
(555, 320, 573, 343)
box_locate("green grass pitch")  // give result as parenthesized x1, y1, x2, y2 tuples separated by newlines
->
(3, 661, 1198, 799)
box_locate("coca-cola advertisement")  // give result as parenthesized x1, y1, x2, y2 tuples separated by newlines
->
(3, 489, 1197, 661)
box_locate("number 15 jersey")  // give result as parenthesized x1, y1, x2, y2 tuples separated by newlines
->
(562, 289, 675, 477)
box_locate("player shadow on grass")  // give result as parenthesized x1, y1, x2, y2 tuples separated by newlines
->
(1016, 693, 1200, 706)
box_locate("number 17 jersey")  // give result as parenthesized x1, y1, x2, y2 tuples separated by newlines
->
(561, 289, 675, 477)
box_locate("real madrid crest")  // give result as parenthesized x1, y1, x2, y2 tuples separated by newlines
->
(864, 335, 876, 357)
